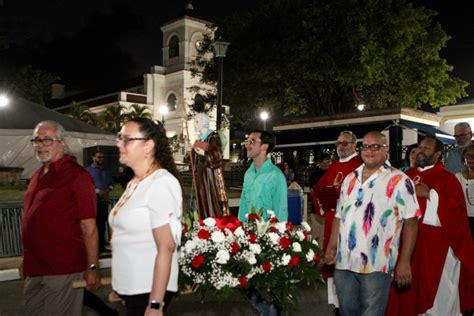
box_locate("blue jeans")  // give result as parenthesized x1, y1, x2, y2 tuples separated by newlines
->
(334, 269, 391, 316)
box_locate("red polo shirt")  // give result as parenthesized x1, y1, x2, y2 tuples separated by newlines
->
(22, 155, 97, 276)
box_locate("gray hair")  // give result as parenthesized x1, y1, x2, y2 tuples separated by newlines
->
(454, 122, 472, 132)
(340, 130, 357, 143)
(33, 120, 66, 139)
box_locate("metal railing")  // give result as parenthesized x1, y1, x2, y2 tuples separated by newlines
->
(0, 198, 120, 258)
(0, 201, 23, 257)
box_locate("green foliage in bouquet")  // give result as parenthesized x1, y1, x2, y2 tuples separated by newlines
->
(178, 209, 324, 312)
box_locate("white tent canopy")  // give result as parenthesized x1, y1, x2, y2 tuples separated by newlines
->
(0, 97, 116, 178)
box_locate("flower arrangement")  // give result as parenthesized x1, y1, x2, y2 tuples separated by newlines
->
(179, 209, 323, 311)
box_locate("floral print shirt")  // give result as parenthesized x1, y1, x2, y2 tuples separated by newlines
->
(335, 162, 421, 275)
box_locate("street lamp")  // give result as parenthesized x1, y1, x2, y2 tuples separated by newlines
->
(213, 40, 230, 131)
(0, 95, 9, 107)
(159, 105, 168, 123)
(260, 111, 269, 131)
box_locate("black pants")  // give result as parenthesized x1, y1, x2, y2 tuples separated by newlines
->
(83, 290, 118, 316)
(120, 291, 175, 316)
(96, 200, 109, 252)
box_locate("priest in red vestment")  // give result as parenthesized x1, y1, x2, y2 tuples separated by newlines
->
(386, 135, 474, 316)
(313, 130, 362, 308)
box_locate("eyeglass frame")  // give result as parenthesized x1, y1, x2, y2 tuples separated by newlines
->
(335, 141, 355, 147)
(30, 137, 62, 147)
(241, 139, 262, 146)
(116, 133, 149, 145)
(453, 132, 472, 138)
(360, 143, 388, 151)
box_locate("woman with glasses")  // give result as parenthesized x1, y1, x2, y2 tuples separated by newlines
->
(109, 118, 183, 316)
(455, 144, 474, 239)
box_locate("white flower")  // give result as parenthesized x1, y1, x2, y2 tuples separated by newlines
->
(234, 226, 245, 237)
(281, 254, 291, 266)
(203, 217, 216, 227)
(211, 231, 225, 243)
(301, 221, 311, 232)
(306, 249, 315, 262)
(275, 222, 286, 233)
(256, 219, 270, 236)
(249, 243, 262, 255)
(247, 254, 257, 265)
(267, 210, 275, 218)
(292, 242, 302, 252)
(296, 231, 305, 241)
(312, 239, 319, 246)
(215, 249, 230, 264)
(267, 232, 280, 244)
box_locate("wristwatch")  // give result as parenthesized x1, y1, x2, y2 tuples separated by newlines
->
(150, 300, 164, 310)
(88, 263, 98, 271)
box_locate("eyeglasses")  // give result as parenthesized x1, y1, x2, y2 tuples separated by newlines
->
(241, 139, 262, 146)
(30, 137, 61, 146)
(335, 141, 355, 147)
(116, 133, 148, 145)
(454, 132, 471, 138)
(361, 144, 387, 151)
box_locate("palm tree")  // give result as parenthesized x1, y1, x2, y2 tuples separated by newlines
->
(98, 104, 128, 132)
(69, 101, 97, 125)
(127, 103, 152, 120)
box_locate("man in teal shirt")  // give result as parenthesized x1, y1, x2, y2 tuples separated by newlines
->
(238, 130, 288, 222)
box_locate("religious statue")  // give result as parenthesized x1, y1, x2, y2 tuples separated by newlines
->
(190, 113, 229, 218)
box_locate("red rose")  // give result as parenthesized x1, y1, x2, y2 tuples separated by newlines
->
(182, 223, 188, 235)
(231, 242, 240, 254)
(247, 213, 260, 221)
(197, 229, 211, 240)
(262, 261, 272, 272)
(289, 256, 300, 268)
(249, 231, 257, 243)
(269, 226, 277, 233)
(239, 276, 248, 288)
(270, 217, 279, 223)
(286, 222, 295, 231)
(303, 232, 308, 240)
(279, 236, 291, 249)
(191, 255, 205, 270)
(314, 253, 321, 264)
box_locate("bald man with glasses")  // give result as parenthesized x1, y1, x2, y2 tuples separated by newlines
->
(312, 130, 362, 311)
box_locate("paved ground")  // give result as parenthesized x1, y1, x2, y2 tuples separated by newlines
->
(0, 257, 334, 316)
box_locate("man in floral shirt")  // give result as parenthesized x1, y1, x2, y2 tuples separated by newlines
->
(325, 131, 420, 316)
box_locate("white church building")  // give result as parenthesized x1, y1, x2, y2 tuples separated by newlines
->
(55, 12, 229, 161)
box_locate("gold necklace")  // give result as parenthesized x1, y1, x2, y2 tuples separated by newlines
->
(111, 164, 159, 217)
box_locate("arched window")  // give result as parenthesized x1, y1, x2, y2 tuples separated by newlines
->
(169, 36, 180, 59)
(167, 94, 177, 111)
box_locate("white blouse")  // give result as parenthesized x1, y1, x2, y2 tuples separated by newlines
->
(109, 169, 182, 294)
(455, 172, 474, 217)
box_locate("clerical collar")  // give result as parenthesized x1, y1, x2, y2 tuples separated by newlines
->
(417, 164, 435, 172)
(340, 152, 358, 163)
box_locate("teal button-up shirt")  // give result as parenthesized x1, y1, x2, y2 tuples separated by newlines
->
(238, 159, 288, 222)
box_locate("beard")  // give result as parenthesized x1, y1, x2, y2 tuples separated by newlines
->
(35, 149, 52, 163)
(416, 153, 436, 168)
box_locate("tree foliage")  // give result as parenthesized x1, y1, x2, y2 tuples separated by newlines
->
(192, 0, 468, 124)
(3, 65, 59, 105)
(69, 101, 97, 125)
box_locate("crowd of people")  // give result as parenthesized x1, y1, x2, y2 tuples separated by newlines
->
(19, 117, 474, 316)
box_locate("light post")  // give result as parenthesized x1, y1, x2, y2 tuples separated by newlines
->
(260, 111, 269, 131)
(213, 40, 230, 131)
(159, 105, 168, 124)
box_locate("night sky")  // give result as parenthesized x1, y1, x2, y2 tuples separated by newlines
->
(1, 0, 473, 99)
